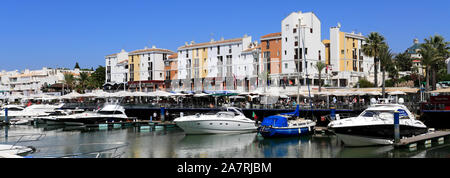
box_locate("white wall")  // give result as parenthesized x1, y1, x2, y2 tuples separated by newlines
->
(281, 11, 326, 78)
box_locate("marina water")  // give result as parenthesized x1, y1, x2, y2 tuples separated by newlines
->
(1, 125, 450, 158)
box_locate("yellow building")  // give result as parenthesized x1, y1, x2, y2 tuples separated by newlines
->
(322, 24, 376, 87)
(127, 46, 174, 91)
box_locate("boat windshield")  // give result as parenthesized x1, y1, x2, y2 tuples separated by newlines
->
(360, 110, 410, 119)
(4, 107, 23, 111)
(227, 108, 243, 116)
(98, 111, 123, 115)
(49, 111, 67, 116)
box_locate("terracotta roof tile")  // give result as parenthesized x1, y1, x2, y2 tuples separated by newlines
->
(242, 45, 261, 53)
(261, 32, 281, 39)
(168, 53, 178, 59)
(105, 53, 118, 57)
(129, 48, 174, 55)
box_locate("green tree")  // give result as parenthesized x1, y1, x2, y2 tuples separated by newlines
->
(419, 43, 438, 91)
(314, 61, 326, 92)
(378, 46, 394, 97)
(88, 66, 106, 89)
(76, 72, 90, 93)
(74, 62, 80, 69)
(423, 35, 450, 90)
(362, 32, 387, 87)
(63, 73, 75, 92)
(355, 78, 374, 88)
(394, 52, 412, 71)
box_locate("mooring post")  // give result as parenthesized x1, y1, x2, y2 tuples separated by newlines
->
(4, 107, 8, 124)
(161, 107, 165, 122)
(394, 111, 400, 144)
(330, 107, 336, 120)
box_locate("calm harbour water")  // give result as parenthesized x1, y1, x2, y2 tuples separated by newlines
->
(1, 125, 450, 158)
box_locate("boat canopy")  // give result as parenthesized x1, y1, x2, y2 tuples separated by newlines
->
(260, 115, 288, 127)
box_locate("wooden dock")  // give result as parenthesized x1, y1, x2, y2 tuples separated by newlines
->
(394, 131, 450, 148)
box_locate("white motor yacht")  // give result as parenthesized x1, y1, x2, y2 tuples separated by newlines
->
(173, 107, 258, 134)
(328, 102, 428, 147)
(37, 109, 85, 125)
(0, 104, 63, 125)
(57, 104, 129, 126)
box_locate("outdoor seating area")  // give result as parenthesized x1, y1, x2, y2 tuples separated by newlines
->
(0, 87, 428, 113)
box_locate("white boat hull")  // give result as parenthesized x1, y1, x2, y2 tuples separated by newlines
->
(336, 133, 393, 147)
(176, 120, 257, 134)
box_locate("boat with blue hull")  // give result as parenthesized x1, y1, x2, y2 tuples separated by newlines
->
(258, 105, 316, 138)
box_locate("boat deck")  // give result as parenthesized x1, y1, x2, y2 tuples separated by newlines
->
(394, 131, 450, 148)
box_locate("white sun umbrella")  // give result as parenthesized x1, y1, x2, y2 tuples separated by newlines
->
(93, 90, 112, 98)
(80, 92, 96, 98)
(389, 91, 407, 95)
(36, 93, 56, 100)
(238, 92, 250, 96)
(367, 91, 382, 96)
(250, 88, 264, 95)
(264, 88, 281, 96)
(109, 91, 131, 98)
(332, 91, 350, 96)
(80, 90, 98, 97)
(193, 93, 210, 97)
(352, 90, 367, 96)
(130, 91, 148, 97)
(61, 91, 82, 99)
(317, 91, 331, 96)
(229, 95, 245, 99)
(152, 90, 174, 97)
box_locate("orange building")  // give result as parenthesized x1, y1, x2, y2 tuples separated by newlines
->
(260, 32, 282, 75)
(164, 53, 178, 91)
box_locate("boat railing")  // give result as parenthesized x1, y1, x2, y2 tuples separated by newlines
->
(33, 142, 129, 158)
(0, 133, 45, 155)
(0, 133, 46, 147)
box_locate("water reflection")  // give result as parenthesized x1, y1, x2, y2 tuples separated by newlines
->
(2, 125, 450, 158)
(176, 133, 257, 158)
(336, 146, 394, 158)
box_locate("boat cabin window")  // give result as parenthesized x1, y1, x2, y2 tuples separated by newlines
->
(217, 112, 235, 117)
(5, 107, 23, 111)
(49, 112, 66, 116)
(98, 111, 123, 115)
(360, 110, 410, 119)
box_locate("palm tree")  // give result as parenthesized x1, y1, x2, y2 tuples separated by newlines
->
(418, 43, 438, 91)
(63, 73, 75, 92)
(423, 35, 450, 90)
(314, 61, 327, 92)
(77, 72, 90, 93)
(362, 32, 387, 87)
(378, 46, 394, 97)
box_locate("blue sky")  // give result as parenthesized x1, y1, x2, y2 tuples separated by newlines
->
(0, 0, 449, 71)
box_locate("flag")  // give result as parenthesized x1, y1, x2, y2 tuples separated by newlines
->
(252, 112, 258, 120)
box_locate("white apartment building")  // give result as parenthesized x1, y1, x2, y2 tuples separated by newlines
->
(281, 11, 326, 90)
(176, 35, 254, 92)
(0, 67, 90, 96)
(105, 49, 129, 84)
